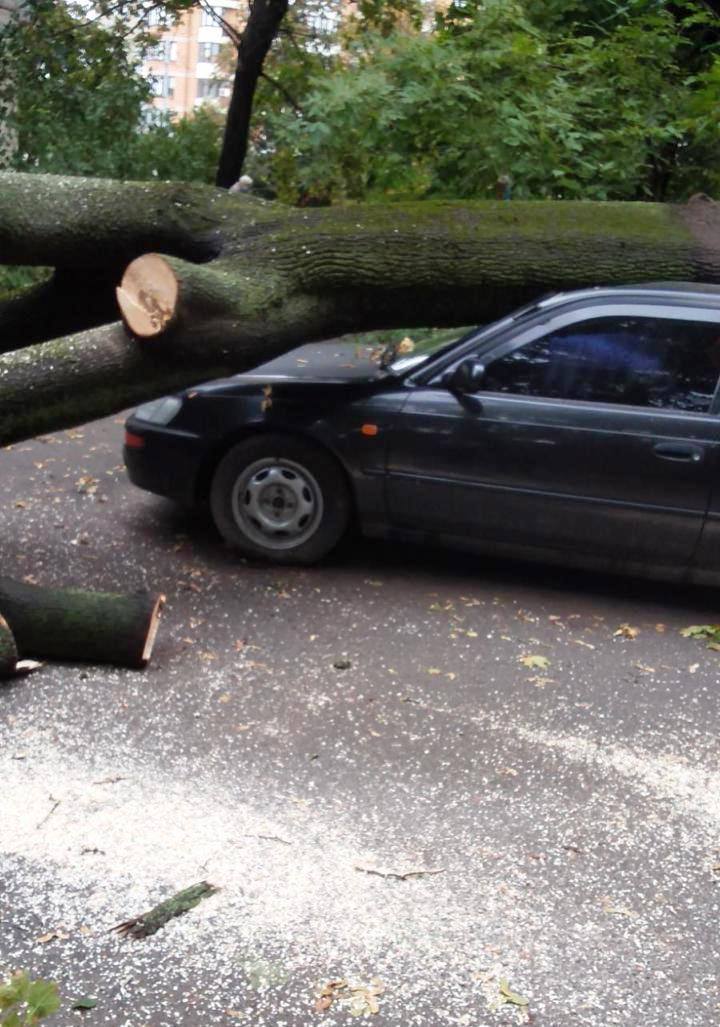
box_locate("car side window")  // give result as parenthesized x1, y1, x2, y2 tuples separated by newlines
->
(482, 316, 720, 413)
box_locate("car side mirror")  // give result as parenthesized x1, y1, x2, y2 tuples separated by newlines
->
(446, 359, 486, 395)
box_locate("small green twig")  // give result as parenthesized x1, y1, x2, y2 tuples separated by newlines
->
(111, 881, 218, 940)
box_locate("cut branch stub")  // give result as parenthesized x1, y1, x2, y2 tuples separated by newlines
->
(117, 253, 179, 339)
(0, 614, 18, 679)
(0, 577, 165, 669)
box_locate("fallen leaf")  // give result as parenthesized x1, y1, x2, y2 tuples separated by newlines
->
(36, 929, 69, 944)
(499, 979, 529, 1007)
(75, 474, 99, 496)
(315, 978, 384, 1016)
(71, 997, 97, 1011)
(601, 896, 637, 917)
(681, 624, 720, 642)
(528, 675, 555, 688)
(614, 623, 639, 639)
(519, 655, 550, 670)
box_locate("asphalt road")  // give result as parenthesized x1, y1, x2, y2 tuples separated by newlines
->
(1, 414, 719, 1027)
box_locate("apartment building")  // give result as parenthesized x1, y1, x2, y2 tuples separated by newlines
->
(143, 2, 243, 118)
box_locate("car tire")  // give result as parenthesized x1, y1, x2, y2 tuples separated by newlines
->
(210, 434, 351, 565)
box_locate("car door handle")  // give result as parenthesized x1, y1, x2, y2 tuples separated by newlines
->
(653, 442, 704, 463)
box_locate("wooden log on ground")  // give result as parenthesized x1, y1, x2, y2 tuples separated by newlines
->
(0, 614, 18, 678)
(0, 577, 165, 669)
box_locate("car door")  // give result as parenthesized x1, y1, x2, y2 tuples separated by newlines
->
(386, 305, 720, 570)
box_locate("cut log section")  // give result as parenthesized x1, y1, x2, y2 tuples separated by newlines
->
(116, 253, 179, 338)
(0, 577, 165, 669)
(0, 614, 18, 679)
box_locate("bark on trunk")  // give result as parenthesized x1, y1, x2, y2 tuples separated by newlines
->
(2, 172, 720, 445)
(215, 0, 289, 188)
(0, 577, 165, 668)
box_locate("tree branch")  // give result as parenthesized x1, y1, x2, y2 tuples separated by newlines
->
(260, 69, 302, 113)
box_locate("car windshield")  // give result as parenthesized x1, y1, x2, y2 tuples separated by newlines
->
(387, 296, 553, 374)
(386, 327, 470, 373)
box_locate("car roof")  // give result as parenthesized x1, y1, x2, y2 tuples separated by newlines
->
(536, 282, 720, 312)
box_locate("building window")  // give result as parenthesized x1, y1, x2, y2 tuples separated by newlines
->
(198, 42, 221, 61)
(147, 7, 168, 27)
(200, 6, 223, 25)
(151, 75, 175, 99)
(196, 78, 221, 99)
(147, 40, 177, 62)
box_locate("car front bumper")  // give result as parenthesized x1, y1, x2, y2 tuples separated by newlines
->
(123, 418, 211, 506)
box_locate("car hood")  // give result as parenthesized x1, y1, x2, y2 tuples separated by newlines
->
(192, 342, 390, 396)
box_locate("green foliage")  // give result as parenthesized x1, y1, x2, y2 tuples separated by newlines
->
(259, 0, 720, 203)
(0, 267, 52, 303)
(0, 972, 60, 1025)
(128, 108, 223, 183)
(3, 0, 151, 177)
(0, 0, 221, 183)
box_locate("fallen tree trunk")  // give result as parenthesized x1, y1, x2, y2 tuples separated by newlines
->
(0, 614, 18, 678)
(1, 173, 720, 445)
(0, 577, 165, 668)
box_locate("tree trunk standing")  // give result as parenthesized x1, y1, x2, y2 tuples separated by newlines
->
(0, 0, 24, 170)
(215, 0, 289, 188)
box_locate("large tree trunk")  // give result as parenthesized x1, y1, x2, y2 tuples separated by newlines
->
(215, 0, 289, 188)
(1, 172, 720, 445)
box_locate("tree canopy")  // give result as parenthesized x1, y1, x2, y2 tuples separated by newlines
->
(1, 0, 719, 203)
(254, 0, 720, 203)
(0, 0, 222, 182)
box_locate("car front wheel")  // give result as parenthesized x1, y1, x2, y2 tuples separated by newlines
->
(210, 434, 351, 564)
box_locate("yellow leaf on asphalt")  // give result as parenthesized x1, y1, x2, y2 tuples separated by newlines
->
(519, 655, 550, 670)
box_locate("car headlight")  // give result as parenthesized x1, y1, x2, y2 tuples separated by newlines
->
(134, 396, 183, 425)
